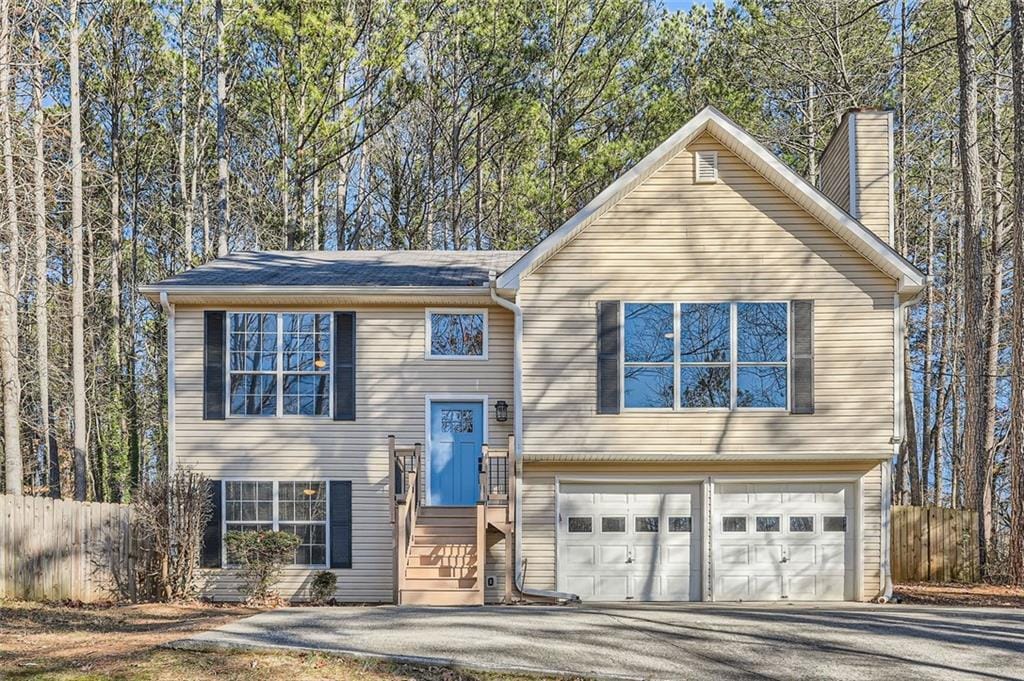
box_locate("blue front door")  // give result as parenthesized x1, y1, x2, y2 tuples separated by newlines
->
(429, 401, 484, 505)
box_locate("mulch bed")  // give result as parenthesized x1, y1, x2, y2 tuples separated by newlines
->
(894, 582, 1024, 607)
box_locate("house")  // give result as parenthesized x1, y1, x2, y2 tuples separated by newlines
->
(141, 106, 927, 605)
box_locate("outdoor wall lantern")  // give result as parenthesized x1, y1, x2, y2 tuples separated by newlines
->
(495, 400, 509, 422)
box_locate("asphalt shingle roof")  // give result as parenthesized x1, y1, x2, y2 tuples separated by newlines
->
(152, 250, 527, 288)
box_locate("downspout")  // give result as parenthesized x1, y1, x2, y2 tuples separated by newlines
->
(489, 274, 579, 604)
(160, 291, 176, 477)
(883, 281, 928, 603)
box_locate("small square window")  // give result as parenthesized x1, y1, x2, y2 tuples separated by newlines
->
(722, 516, 746, 533)
(428, 311, 486, 358)
(756, 516, 780, 533)
(635, 516, 659, 533)
(602, 516, 626, 533)
(668, 516, 692, 533)
(824, 516, 847, 532)
(568, 516, 592, 533)
(790, 516, 815, 533)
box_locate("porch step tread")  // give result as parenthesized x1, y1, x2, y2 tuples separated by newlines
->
(410, 555, 478, 566)
(403, 561, 475, 573)
(402, 577, 477, 589)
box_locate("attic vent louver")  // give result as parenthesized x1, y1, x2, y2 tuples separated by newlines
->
(694, 150, 718, 183)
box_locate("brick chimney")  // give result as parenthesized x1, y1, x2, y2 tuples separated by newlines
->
(818, 108, 894, 245)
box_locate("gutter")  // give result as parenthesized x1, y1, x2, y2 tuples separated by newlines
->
(139, 284, 499, 303)
(160, 292, 176, 476)
(489, 274, 579, 605)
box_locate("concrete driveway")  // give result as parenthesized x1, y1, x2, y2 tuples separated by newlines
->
(174, 603, 1024, 680)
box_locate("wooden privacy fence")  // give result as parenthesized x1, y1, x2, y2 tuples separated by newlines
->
(0, 494, 135, 602)
(891, 505, 980, 583)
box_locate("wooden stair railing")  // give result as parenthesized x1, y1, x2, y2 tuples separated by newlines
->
(391, 435, 516, 605)
(390, 436, 422, 602)
(478, 434, 516, 602)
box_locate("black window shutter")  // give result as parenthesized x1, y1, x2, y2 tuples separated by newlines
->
(791, 300, 815, 414)
(330, 480, 353, 569)
(596, 301, 621, 414)
(203, 311, 226, 420)
(201, 479, 223, 568)
(333, 312, 356, 421)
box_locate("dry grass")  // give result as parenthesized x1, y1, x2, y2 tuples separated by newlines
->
(894, 582, 1024, 607)
(0, 600, 558, 681)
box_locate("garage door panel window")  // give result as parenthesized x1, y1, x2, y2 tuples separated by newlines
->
(824, 516, 847, 532)
(669, 516, 692, 532)
(635, 516, 659, 533)
(568, 516, 593, 533)
(602, 516, 626, 533)
(755, 516, 780, 533)
(789, 516, 815, 533)
(722, 516, 747, 532)
(624, 301, 788, 411)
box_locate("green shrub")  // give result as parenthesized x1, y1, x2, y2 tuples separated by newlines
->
(224, 530, 301, 605)
(309, 570, 337, 604)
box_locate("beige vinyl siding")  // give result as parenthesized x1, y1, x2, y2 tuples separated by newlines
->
(818, 115, 851, 213)
(173, 304, 513, 602)
(520, 460, 886, 601)
(518, 132, 897, 461)
(862, 461, 883, 598)
(852, 111, 894, 245)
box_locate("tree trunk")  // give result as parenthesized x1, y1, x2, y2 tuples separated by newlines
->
(953, 0, 989, 571)
(179, 0, 192, 267)
(70, 0, 88, 500)
(921, 162, 934, 504)
(1007, 0, 1024, 586)
(215, 0, 228, 256)
(0, 0, 22, 495)
(33, 23, 57, 498)
(981, 66, 1006, 546)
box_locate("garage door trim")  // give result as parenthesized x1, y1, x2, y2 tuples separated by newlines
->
(555, 475, 710, 601)
(708, 473, 864, 602)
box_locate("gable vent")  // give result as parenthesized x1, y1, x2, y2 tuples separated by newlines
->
(694, 150, 718, 183)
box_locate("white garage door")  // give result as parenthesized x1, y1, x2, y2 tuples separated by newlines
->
(558, 482, 702, 601)
(712, 482, 854, 601)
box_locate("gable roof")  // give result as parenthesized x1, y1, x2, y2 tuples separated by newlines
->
(144, 250, 525, 292)
(496, 106, 926, 298)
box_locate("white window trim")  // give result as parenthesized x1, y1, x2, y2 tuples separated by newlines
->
(424, 308, 489, 361)
(693, 149, 719, 183)
(620, 301, 790, 412)
(226, 311, 334, 419)
(220, 478, 331, 569)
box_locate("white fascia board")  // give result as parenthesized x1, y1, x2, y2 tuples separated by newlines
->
(497, 105, 927, 294)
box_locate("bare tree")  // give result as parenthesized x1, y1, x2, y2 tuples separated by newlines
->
(954, 0, 989, 570)
(32, 15, 57, 498)
(70, 0, 88, 500)
(0, 0, 22, 495)
(215, 0, 229, 256)
(1008, 0, 1024, 586)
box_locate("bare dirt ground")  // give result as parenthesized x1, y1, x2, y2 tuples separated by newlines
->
(894, 581, 1024, 607)
(0, 600, 552, 680)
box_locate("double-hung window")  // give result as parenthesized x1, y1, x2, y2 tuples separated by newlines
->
(623, 302, 788, 410)
(229, 312, 332, 417)
(223, 480, 328, 566)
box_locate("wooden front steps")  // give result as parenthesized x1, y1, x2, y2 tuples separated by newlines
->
(399, 506, 482, 606)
